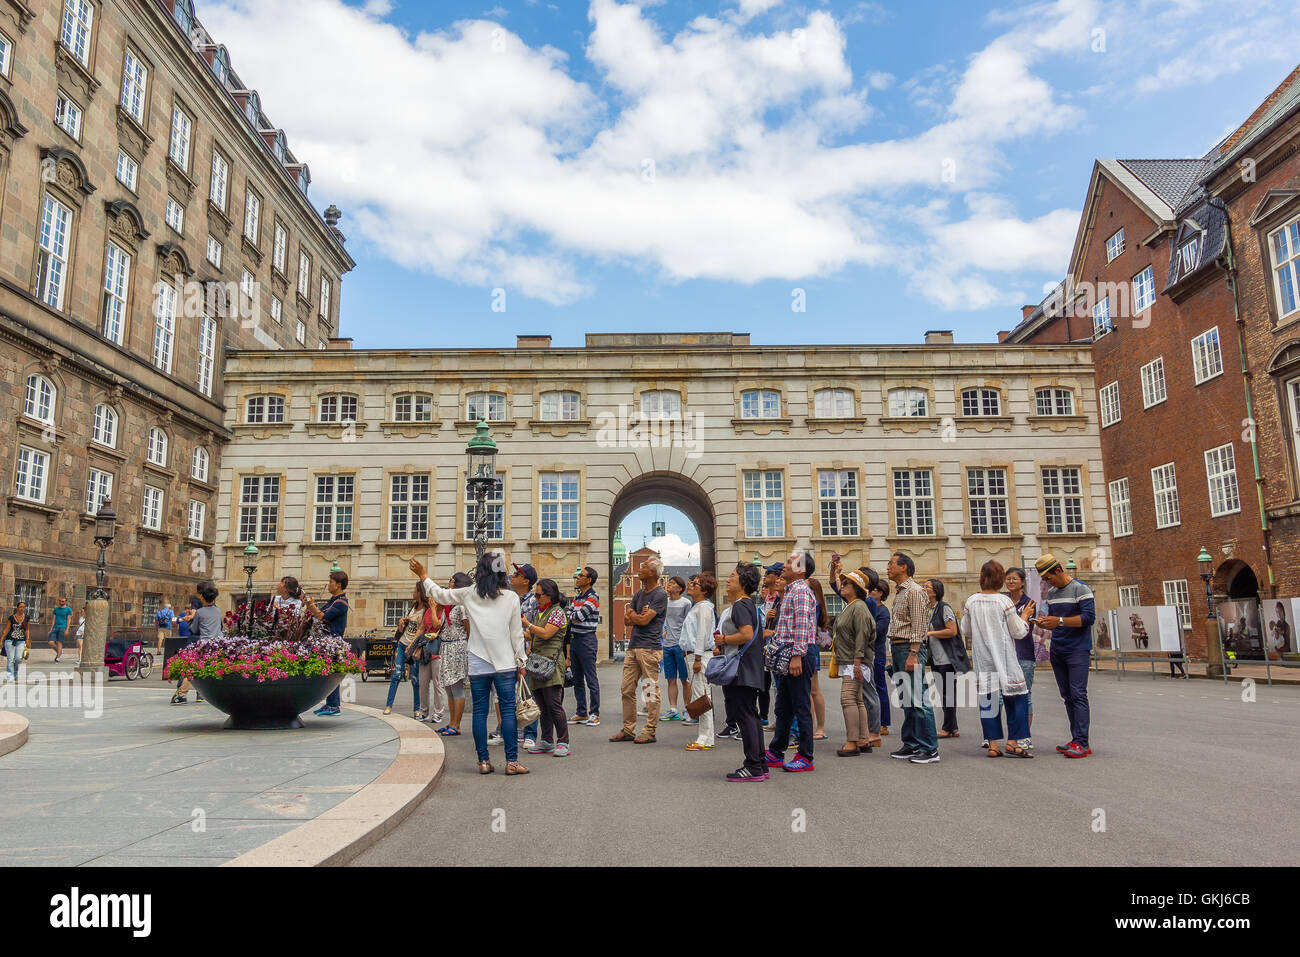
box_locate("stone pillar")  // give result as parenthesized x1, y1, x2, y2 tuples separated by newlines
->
(77, 598, 109, 677)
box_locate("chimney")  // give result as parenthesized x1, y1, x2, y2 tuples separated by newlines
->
(327, 337, 353, 350)
(924, 330, 954, 345)
(517, 335, 552, 349)
(997, 331, 1010, 343)
(1021, 305, 1036, 320)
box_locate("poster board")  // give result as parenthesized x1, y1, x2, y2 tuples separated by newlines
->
(1216, 600, 1264, 661)
(1261, 597, 1300, 661)
(1113, 605, 1182, 653)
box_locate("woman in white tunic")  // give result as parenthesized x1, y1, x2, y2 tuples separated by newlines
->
(963, 560, 1032, 758)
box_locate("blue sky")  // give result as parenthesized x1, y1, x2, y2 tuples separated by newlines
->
(202, 0, 1300, 351)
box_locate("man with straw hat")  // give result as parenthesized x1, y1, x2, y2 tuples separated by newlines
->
(1031, 554, 1096, 759)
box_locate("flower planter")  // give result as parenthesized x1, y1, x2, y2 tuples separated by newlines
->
(191, 673, 344, 730)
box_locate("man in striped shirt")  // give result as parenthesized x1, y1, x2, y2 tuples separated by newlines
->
(887, 552, 940, 764)
(1033, 554, 1095, 758)
(763, 550, 819, 772)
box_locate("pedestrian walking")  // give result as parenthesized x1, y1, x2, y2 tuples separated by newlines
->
(832, 570, 876, 756)
(433, 572, 473, 735)
(610, 557, 667, 744)
(74, 608, 85, 663)
(154, 601, 175, 655)
(306, 570, 350, 716)
(887, 552, 940, 764)
(763, 550, 819, 773)
(1032, 554, 1096, 759)
(2, 601, 30, 682)
(1004, 567, 1038, 748)
(567, 566, 602, 727)
(524, 579, 570, 756)
(660, 576, 692, 721)
(925, 578, 969, 740)
(49, 597, 72, 663)
(680, 572, 718, 749)
(718, 563, 766, 781)
(387, 582, 438, 718)
(410, 554, 528, 776)
(172, 582, 221, 704)
(965, 561, 1032, 758)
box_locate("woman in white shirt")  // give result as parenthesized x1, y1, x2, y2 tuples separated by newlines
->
(963, 560, 1032, 758)
(409, 554, 527, 776)
(679, 573, 719, 749)
(272, 576, 304, 621)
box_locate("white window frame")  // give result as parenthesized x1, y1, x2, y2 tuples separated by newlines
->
(115, 150, 139, 192)
(1034, 388, 1074, 416)
(1151, 462, 1181, 529)
(270, 295, 282, 324)
(141, 485, 164, 531)
(1092, 295, 1112, 339)
(169, 104, 192, 170)
(463, 471, 505, 540)
(1118, 585, 1140, 607)
(298, 249, 311, 298)
(389, 473, 431, 542)
(60, 0, 94, 67)
(639, 390, 681, 420)
(1097, 382, 1119, 429)
(101, 242, 131, 345)
(740, 389, 781, 419)
(1162, 579, 1191, 631)
(1042, 466, 1085, 534)
(243, 189, 260, 244)
(38, 195, 73, 311)
(1268, 215, 1300, 320)
(0, 31, 12, 78)
(146, 427, 168, 467)
(813, 388, 854, 418)
(319, 276, 331, 320)
(295, 320, 306, 345)
(538, 471, 579, 540)
(466, 392, 507, 422)
(209, 150, 229, 210)
(153, 279, 176, 372)
(206, 235, 223, 269)
(14, 446, 49, 503)
(238, 475, 280, 542)
(120, 48, 148, 125)
(187, 500, 206, 540)
(1133, 265, 1156, 314)
(1205, 443, 1241, 518)
(817, 469, 859, 537)
(1178, 237, 1200, 276)
(394, 394, 434, 422)
(24, 374, 55, 424)
(966, 467, 1009, 535)
(273, 222, 287, 274)
(165, 196, 184, 234)
(1106, 228, 1125, 262)
(86, 467, 113, 515)
(197, 314, 217, 397)
(55, 90, 83, 140)
(91, 403, 118, 448)
(1140, 356, 1167, 409)
(245, 394, 285, 424)
(318, 394, 358, 423)
(1108, 477, 1132, 537)
(887, 388, 928, 418)
(961, 388, 1001, 417)
(893, 468, 935, 536)
(191, 446, 209, 482)
(538, 391, 579, 421)
(743, 469, 786, 538)
(1191, 327, 1223, 385)
(313, 475, 354, 543)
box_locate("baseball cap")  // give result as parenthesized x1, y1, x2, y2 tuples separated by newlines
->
(512, 563, 538, 586)
(764, 562, 785, 575)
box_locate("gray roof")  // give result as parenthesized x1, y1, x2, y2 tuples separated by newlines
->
(1203, 64, 1300, 178)
(1116, 158, 1208, 213)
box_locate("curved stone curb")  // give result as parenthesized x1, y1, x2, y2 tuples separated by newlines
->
(223, 705, 444, 867)
(0, 711, 29, 757)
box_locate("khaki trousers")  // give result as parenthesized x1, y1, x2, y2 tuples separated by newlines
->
(621, 648, 662, 735)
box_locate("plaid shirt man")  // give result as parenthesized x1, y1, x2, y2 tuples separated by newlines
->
(888, 576, 929, 646)
(772, 577, 817, 655)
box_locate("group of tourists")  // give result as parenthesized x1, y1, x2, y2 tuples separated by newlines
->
(2, 598, 83, 679)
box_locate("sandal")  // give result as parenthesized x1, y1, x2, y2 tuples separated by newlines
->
(608, 731, 636, 742)
(436, 726, 461, 736)
(1004, 742, 1034, 758)
(938, 730, 959, 739)
(478, 760, 494, 774)
(633, 734, 657, 744)
(835, 746, 860, 757)
(867, 736, 883, 748)
(813, 732, 828, 741)
(505, 761, 529, 775)
(382, 706, 392, 715)
(986, 744, 1002, 757)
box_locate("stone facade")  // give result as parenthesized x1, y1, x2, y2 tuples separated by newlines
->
(214, 333, 1116, 657)
(0, 0, 351, 635)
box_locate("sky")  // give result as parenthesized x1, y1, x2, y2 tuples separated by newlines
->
(199, 0, 1300, 352)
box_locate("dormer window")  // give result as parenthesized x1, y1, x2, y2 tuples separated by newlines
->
(319, 394, 357, 423)
(243, 90, 260, 128)
(740, 389, 780, 419)
(173, 0, 194, 35)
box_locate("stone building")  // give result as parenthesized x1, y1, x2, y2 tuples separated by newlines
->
(214, 331, 1116, 657)
(0, 0, 351, 635)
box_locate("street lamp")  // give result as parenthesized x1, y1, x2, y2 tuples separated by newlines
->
(1198, 546, 1224, 676)
(242, 539, 259, 635)
(1065, 556, 1078, 572)
(752, 553, 763, 568)
(92, 498, 117, 600)
(465, 421, 499, 563)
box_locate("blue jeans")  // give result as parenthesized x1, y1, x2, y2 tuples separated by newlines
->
(386, 642, 419, 710)
(1050, 644, 1091, 748)
(768, 650, 815, 761)
(870, 637, 891, 727)
(4, 640, 24, 678)
(1018, 658, 1036, 715)
(471, 670, 518, 762)
(569, 632, 600, 717)
(891, 643, 938, 753)
(978, 690, 1030, 742)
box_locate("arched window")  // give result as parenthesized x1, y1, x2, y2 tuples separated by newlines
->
(740, 389, 781, 419)
(393, 393, 434, 422)
(147, 427, 169, 467)
(244, 90, 261, 128)
(246, 394, 285, 424)
(24, 374, 56, 424)
(466, 391, 507, 422)
(319, 394, 358, 423)
(173, 0, 194, 34)
(1034, 388, 1074, 416)
(539, 391, 579, 421)
(961, 388, 1001, 416)
(211, 46, 230, 87)
(91, 403, 118, 448)
(191, 446, 209, 482)
(887, 388, 928, 417)
(813, 388, 854, 418)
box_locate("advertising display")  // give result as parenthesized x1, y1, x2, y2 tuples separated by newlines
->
(1260, 598, 1300, 661)
(1216, 600, 1265, 661)
(1113, 605, 1182, 653)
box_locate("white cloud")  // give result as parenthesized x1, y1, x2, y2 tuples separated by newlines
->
(648, 533, 700, 566)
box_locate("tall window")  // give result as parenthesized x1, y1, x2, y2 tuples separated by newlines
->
(273, 222, 287, 273)
(191, 446, 209, 482)
(1269, 216, 1300, 319)
(120, 49, 148, 124)
(13, 582, 43, 621)
(893, 469, 935, 536)
(538, 471, 579, 539)
(1118, 585, 1140, 607)
(24, 374, 55, 424)
(243, 189, 260, 244)
(146, 427, 168, 467)
(1106, 228, 1125, 262)
(116, 150, 139, 191)
(961, 388, 1001, 416)
(384, 600, 406, 629)
(246, 395, 285, 424)
(466, 392, 507, 422)
(187, 500, 206, 540)
(98, 241, 131, 346)
(1151, 462, 1180, 529)
(55, 91, 83, 139)
(740, 389, 781, 419)
(1191, 328, 1223, 384)
(1205, 444, 1241, 517)
(164, 197, 184, 234)
(210, 151, 229, 210)
(389, 474, 430, 541)
(813, 388, 853, 418)
(463, 472, 504, 539)
(1133, 265, 1156, 314)
(197, 315, 217, 397)
(153, 279, 176, 372)
(313, 475, 354, 542)
(539, 391, 579, 421)
(1178, 237, 1200, 276)
(141, 485, 163, 530)
(1092, 296, 1112, 338)
(0, 33, 10, 78)
(1140, 357, 1166, 408)
(169, 104, 192, 169)
(967, 467, 1009, 535)
(298, 249, 311, 297)
(37, 195, 73, 310)
(887, 388, 928, 417)
(14, 447, 49, 502)
(1108, 477, 1132, 537)
(91, 404, 118, 448)
(1100, 381, 1121, 427)
(817, 469, 859, 537)
(640, 391, 681, 420)
(1163, 579, 1191, 631)
(61, 0, 94, 67)
(1042, 467, 1084, 534)
(270, 295, 282, 324)
(319, 277, 331, 320)
(318, 394, 357, 423)
(86, 467, 113, 514)
(296, 320, 306, 345)
(743, 469, 785, 537)
(206, 235, 222, 269)
(394, 394, 434, 422)
(238, 476, 279, 542)
(1035, 388, 1074, 416)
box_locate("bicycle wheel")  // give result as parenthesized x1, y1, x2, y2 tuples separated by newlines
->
(125, 653, 141, 681)
(138, 653, 153, 679)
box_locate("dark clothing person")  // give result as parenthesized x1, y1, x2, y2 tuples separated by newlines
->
(569, 586, 601, 719)
(321, 593, 349, 710)
(628, 586, 668, 649)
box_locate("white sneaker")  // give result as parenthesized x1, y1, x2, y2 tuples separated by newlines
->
(523, 737, 536, 750)
(487, 732, 504, 746)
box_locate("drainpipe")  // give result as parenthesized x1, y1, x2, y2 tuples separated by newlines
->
(1209, 196, 1275, 602)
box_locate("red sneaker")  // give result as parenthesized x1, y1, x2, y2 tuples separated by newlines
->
(1055, 741, 1076, 754)
(1063, 742, 1091, 758)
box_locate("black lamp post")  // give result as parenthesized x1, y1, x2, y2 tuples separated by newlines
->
(1198, 546, 1224, 676)
(242, 539, 259, 635)
(466, 421, 499, 564)
(92, 498, 117, 600)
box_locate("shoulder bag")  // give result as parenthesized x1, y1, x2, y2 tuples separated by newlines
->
(515, 674, 541, 726)
(708, 626, 764, 686)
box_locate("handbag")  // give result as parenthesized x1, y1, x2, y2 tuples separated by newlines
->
(707, 627, 763, 686)
(828, 657, 839, 679)
(524, 652, 557, 681)
(515, 675, 541, 726)
(685, 689, 713, 718)
(414, 632, 441, 665)
(763, 639, 796, 676)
